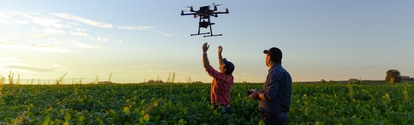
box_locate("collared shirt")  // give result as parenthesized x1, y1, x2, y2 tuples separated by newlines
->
(258, 64, 292, 113)
(205, 65, 234, 105)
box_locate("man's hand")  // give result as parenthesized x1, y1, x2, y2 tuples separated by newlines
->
(202, 42, 210, 68)
(202, 42, 210, 52)
(218, 45, 223, 54)
(249, 89, 260, 100)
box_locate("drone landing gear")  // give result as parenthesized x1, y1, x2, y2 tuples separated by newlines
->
(190, 32, 222, 37)
(191, 32, 210, 36)
(203, 34, 222, 37)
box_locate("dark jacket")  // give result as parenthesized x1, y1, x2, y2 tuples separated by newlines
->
(258, 64, 292, 113)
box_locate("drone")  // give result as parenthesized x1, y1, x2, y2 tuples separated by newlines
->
(181, 3, 229, 37)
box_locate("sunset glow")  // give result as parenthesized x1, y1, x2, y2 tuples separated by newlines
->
(1, 1, 413, 84)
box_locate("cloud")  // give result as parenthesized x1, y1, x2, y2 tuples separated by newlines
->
(0, 58, 17, 62)
(72, 41, 100, 49)
(8, 11, 67, 29)
(117, 26, 153, 30)
(70, 31, 91, 38)
(156, 31, 172, 37)
(0, 19, 29, 25)
(0, 19, 6, 24)
(30, 16, 65, 28)
(0, 11, 29, 25)
(41, 28, 67, 35)
(27, 28, 67, 39)
(53, 13, 112, 28)
(5, 64, 59, 72)
(3, 11, 169, 35)
(0, 41, 73, 53)
(116, 26, 172, 37)
(96, 37, 108, 42)
(12, 20, 30, 25)
(128, 64, 167, 69)
(0, 11, 12, 19)
(1, 10, 171, 53)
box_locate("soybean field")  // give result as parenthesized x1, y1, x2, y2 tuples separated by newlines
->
(1, 82, 414, 124)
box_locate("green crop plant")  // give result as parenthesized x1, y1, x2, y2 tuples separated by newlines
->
(0, 76, 4, 99)
(0, 83, 413, 124)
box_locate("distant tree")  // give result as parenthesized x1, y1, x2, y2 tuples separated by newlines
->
(8, 71, 14, 85)
(17, 73, 20, 85)
(148, 79, 155, 83)
(349, 78, 358, 84)
(187, 76, 192, 83)
(167, 73, 171, 83)
(108, 72, 113, 82)
(94, 75, 98, 84)
(172, 72, 176, 83)
(55, 72, 67, 85)
(385, 69, 401, 83)
(148, 79, 163, 83)
(192, 81, 203, 84)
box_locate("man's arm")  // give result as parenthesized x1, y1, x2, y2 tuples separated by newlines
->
(261, 72, 280, 101)
(202, 43, 210, 68)
(218, 45, 224, 65)
(250, 73, 280, 101)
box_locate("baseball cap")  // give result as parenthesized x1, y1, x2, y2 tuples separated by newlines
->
(223, 58, 235, 75)
(263, 47, 282, 63)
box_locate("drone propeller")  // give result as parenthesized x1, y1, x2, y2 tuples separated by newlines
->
(183, 6, 194, 12)
(212, 3, 223, 6)
(212, 3, 221, 11)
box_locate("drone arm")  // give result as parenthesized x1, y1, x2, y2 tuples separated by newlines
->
(181, 13, 197, 16)
(214, 11, 229, 14)
(214, 8, 229, 14)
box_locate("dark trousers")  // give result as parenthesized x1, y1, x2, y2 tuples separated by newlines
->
(261, 112, 288, 125)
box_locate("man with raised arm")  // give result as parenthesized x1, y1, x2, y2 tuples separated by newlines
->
(202, 42, 235, 123)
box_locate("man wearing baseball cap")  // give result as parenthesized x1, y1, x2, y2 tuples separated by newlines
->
(202, 42, 234, 124)
(249, 47, 292, 125)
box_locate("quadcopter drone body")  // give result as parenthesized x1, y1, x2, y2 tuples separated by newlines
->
(181, 4, 229, 37)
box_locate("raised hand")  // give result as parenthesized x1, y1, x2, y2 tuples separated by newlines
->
(218, 45, 223, 54)
(202, 42, 210, 52)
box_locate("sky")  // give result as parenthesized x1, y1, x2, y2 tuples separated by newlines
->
(1, 0, 413, 84)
